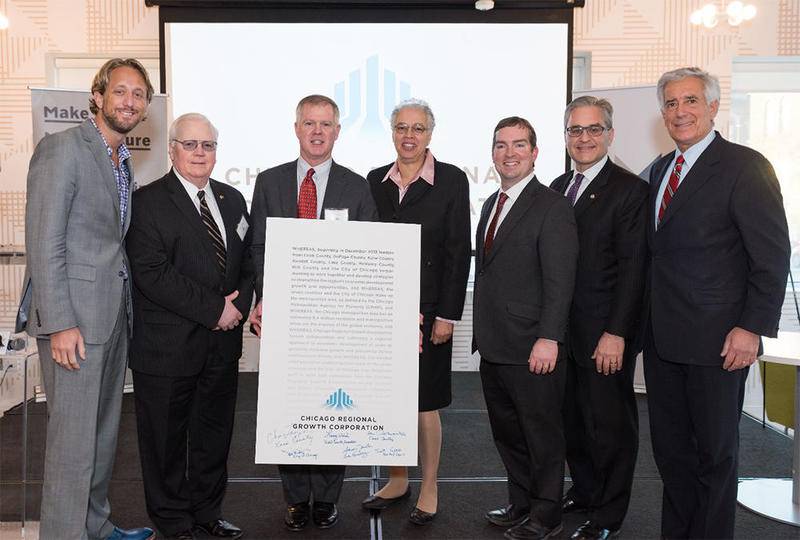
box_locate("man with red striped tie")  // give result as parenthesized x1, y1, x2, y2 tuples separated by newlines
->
(643, 67, 790, 539)
(248, 95, 377, 531)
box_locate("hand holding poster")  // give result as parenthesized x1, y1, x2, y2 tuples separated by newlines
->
(255, 218, 420, 466)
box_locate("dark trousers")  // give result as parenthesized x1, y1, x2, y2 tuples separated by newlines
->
(133, 344, 238, 536)
(563, 350, 638, 530)
(278, 465, 345, 505)
(480, 359, 566, 529)
(643, 338, 747, 539)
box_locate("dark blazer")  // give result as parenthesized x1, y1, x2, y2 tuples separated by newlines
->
(126, 170, 255, 376)
(368, 158, 471, 320)
(251, 160, 378, 297)
(550, 159, 649, 364)
(473, 177, 579, 364)
(646, 132, 790, 365)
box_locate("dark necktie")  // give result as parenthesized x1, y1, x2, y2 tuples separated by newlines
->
(297, 168, 317, 219)
(566, 172, 585, 206)
(483, 192, 509, 257)
(658, 154, 685, 224)
(197, 190, 226, 275)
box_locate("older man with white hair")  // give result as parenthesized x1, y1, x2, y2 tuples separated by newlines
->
(127, 113, 254, 540)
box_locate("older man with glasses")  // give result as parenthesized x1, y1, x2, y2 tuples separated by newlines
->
(127, 113, 254, 540)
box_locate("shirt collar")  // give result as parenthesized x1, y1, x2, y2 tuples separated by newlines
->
(382, 149, 436, 186)
(298, 157, 332, 180)
(676, 129, 716, 167)
(90, 118, 131, 163)
(173, 167, 210, 196)
(502, 169, 536, 201)
(574, 154, 608, 183)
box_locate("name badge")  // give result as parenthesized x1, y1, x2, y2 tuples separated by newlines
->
(237, 215, 249, 240)
(325, 208, 349, 221)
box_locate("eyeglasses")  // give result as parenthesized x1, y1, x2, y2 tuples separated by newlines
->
(565, 125, 609, 138)
(171, 139, 218, 151)
(393, 123, 429, 136)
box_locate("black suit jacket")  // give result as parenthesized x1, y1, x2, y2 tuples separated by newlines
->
(368, 158, 471, 320)
(646, 132, 790, 365)
(473, 177, 579, 364)
(250, 160, 378, 297)
(550, 159, 649, 364)
(127, 171, 255, 376)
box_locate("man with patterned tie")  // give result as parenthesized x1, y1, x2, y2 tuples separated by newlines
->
(474, 116, 578, 540)
(549, 97, 648, 540)
(248, 95, 377, 531)
(645, 67, 790, 539)
(127, 113, 254, 540)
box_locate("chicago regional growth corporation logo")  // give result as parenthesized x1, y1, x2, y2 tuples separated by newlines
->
(334, 54, 412, 138)
(325, 388, 355, 410)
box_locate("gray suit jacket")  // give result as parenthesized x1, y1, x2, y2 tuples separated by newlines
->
(18, 120, 132, 344)
(250, 159, 378, 298)
(473, 177, 579, 364)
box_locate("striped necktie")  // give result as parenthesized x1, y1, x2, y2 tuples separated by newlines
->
(658, 154, 685, 224)
(197, 190, 226, 275)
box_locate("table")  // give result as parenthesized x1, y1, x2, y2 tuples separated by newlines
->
(737, 331, 800, 527)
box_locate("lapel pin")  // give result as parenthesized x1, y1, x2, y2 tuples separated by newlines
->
(219, 194, 225, 199)
(590, 194, 596, 199)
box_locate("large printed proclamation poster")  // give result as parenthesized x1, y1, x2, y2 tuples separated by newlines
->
(255, 218, 421, 466)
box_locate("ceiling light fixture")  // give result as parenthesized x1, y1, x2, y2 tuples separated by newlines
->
(475, 0, 495, 11)
(690, 1, 757, 29)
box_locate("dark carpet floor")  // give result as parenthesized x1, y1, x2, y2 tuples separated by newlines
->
(1, 372, 796, 539)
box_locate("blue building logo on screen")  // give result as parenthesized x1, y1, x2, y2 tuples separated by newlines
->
(325, 388, 355, 410)
(335, 55, 411, 137)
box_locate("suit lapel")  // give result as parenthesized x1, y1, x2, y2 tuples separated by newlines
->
(165, 172, 217, 264)
(658, 134, 722, 229)
(279, 161, 299, 217)
(484, 178, 542, 266)
(320, 162, 345, 217)
(573, 160, 612, 219)
(475, 190, 496, 269)
(82, 121, 123, 233)
(211, 180, 240, 276)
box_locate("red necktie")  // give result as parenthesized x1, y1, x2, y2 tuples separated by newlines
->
(658, 154, 684, 224)
(297, 168, 317, 219)
(483, 192, 509, 257)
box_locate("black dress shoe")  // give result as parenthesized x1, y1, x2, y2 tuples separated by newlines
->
(570, 521, 619, 540)
(504, 519, 563, 540)
(409, 506, 436, 525)
(361, 486, 412, 510)
(195, 519, 242, 539)
(312, 502, 339, 528)
(166, 531, 195, 540)
(485, 504, 531, 527)
(561, 495, 589, 514)
(284, 502, 310, 531)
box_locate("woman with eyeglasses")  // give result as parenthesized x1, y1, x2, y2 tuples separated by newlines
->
(361, 99, 471, 526)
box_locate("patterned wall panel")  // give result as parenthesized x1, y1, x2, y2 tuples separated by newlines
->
(573, 0, 798, 129)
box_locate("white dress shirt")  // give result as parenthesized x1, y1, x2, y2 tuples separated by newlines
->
(175, 168, 227, 248)
(484, 170, 536, 242)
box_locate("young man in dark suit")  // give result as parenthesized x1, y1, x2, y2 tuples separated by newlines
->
(550, 97, 648, 540)
(247, 95, 378, 532)
(645, 67, 790, 539)
(127, 113, 253, 540)
(475, 116, 579, 540)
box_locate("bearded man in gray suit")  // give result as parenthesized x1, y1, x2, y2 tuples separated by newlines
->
(17, 58, 155, 540)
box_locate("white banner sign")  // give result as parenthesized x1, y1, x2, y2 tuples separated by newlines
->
(30, 87, 169, 187)
(256, 218, 420, 466)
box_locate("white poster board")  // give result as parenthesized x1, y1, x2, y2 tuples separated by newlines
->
(255, 218, 420, 466)
(30, 87, 169, 186)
